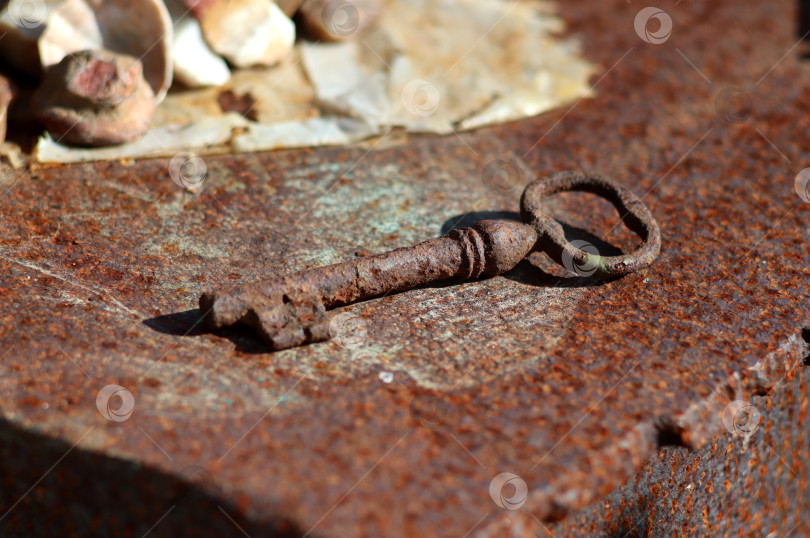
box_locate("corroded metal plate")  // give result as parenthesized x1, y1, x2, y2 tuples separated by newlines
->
(0, 0, 808, 536)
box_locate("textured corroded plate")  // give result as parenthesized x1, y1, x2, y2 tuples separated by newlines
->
(0, 0, 808, 536)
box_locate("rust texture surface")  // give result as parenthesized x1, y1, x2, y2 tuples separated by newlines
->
(0, 0, 809, 536)
(553, 338, 810, 537)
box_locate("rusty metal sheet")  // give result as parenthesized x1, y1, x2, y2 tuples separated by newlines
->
(553, 337, 810, 537)
(0, 0, 809, 536)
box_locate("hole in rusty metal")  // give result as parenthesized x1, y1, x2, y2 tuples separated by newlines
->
(802, 327, 810, 365)
(654, 418, 688, 448)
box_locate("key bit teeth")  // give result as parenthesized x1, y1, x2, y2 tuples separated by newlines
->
(247, 297, 332, 351)
(199, 287, 249, 330)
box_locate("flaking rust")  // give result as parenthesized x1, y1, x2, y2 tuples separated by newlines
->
(200, 171, 661, 350)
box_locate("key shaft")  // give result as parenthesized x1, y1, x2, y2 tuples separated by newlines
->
(200, 220, 537, 349)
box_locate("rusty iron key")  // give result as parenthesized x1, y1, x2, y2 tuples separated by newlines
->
(200, 171, 661, 350)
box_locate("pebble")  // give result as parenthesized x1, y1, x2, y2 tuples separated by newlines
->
(171, 15, 231, 88)
(194, 0, 296, 67)
(0, 75, 11, 143)
(33, 49, 156, 147)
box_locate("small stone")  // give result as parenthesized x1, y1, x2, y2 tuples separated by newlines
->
(33, 49, 156, 147)
(171, 15, 231, 88)
(297, 0, 383, 42)
(0, 75, 12, 143)
(192, 0, 295, 68)
(9, 0, 175, 103)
